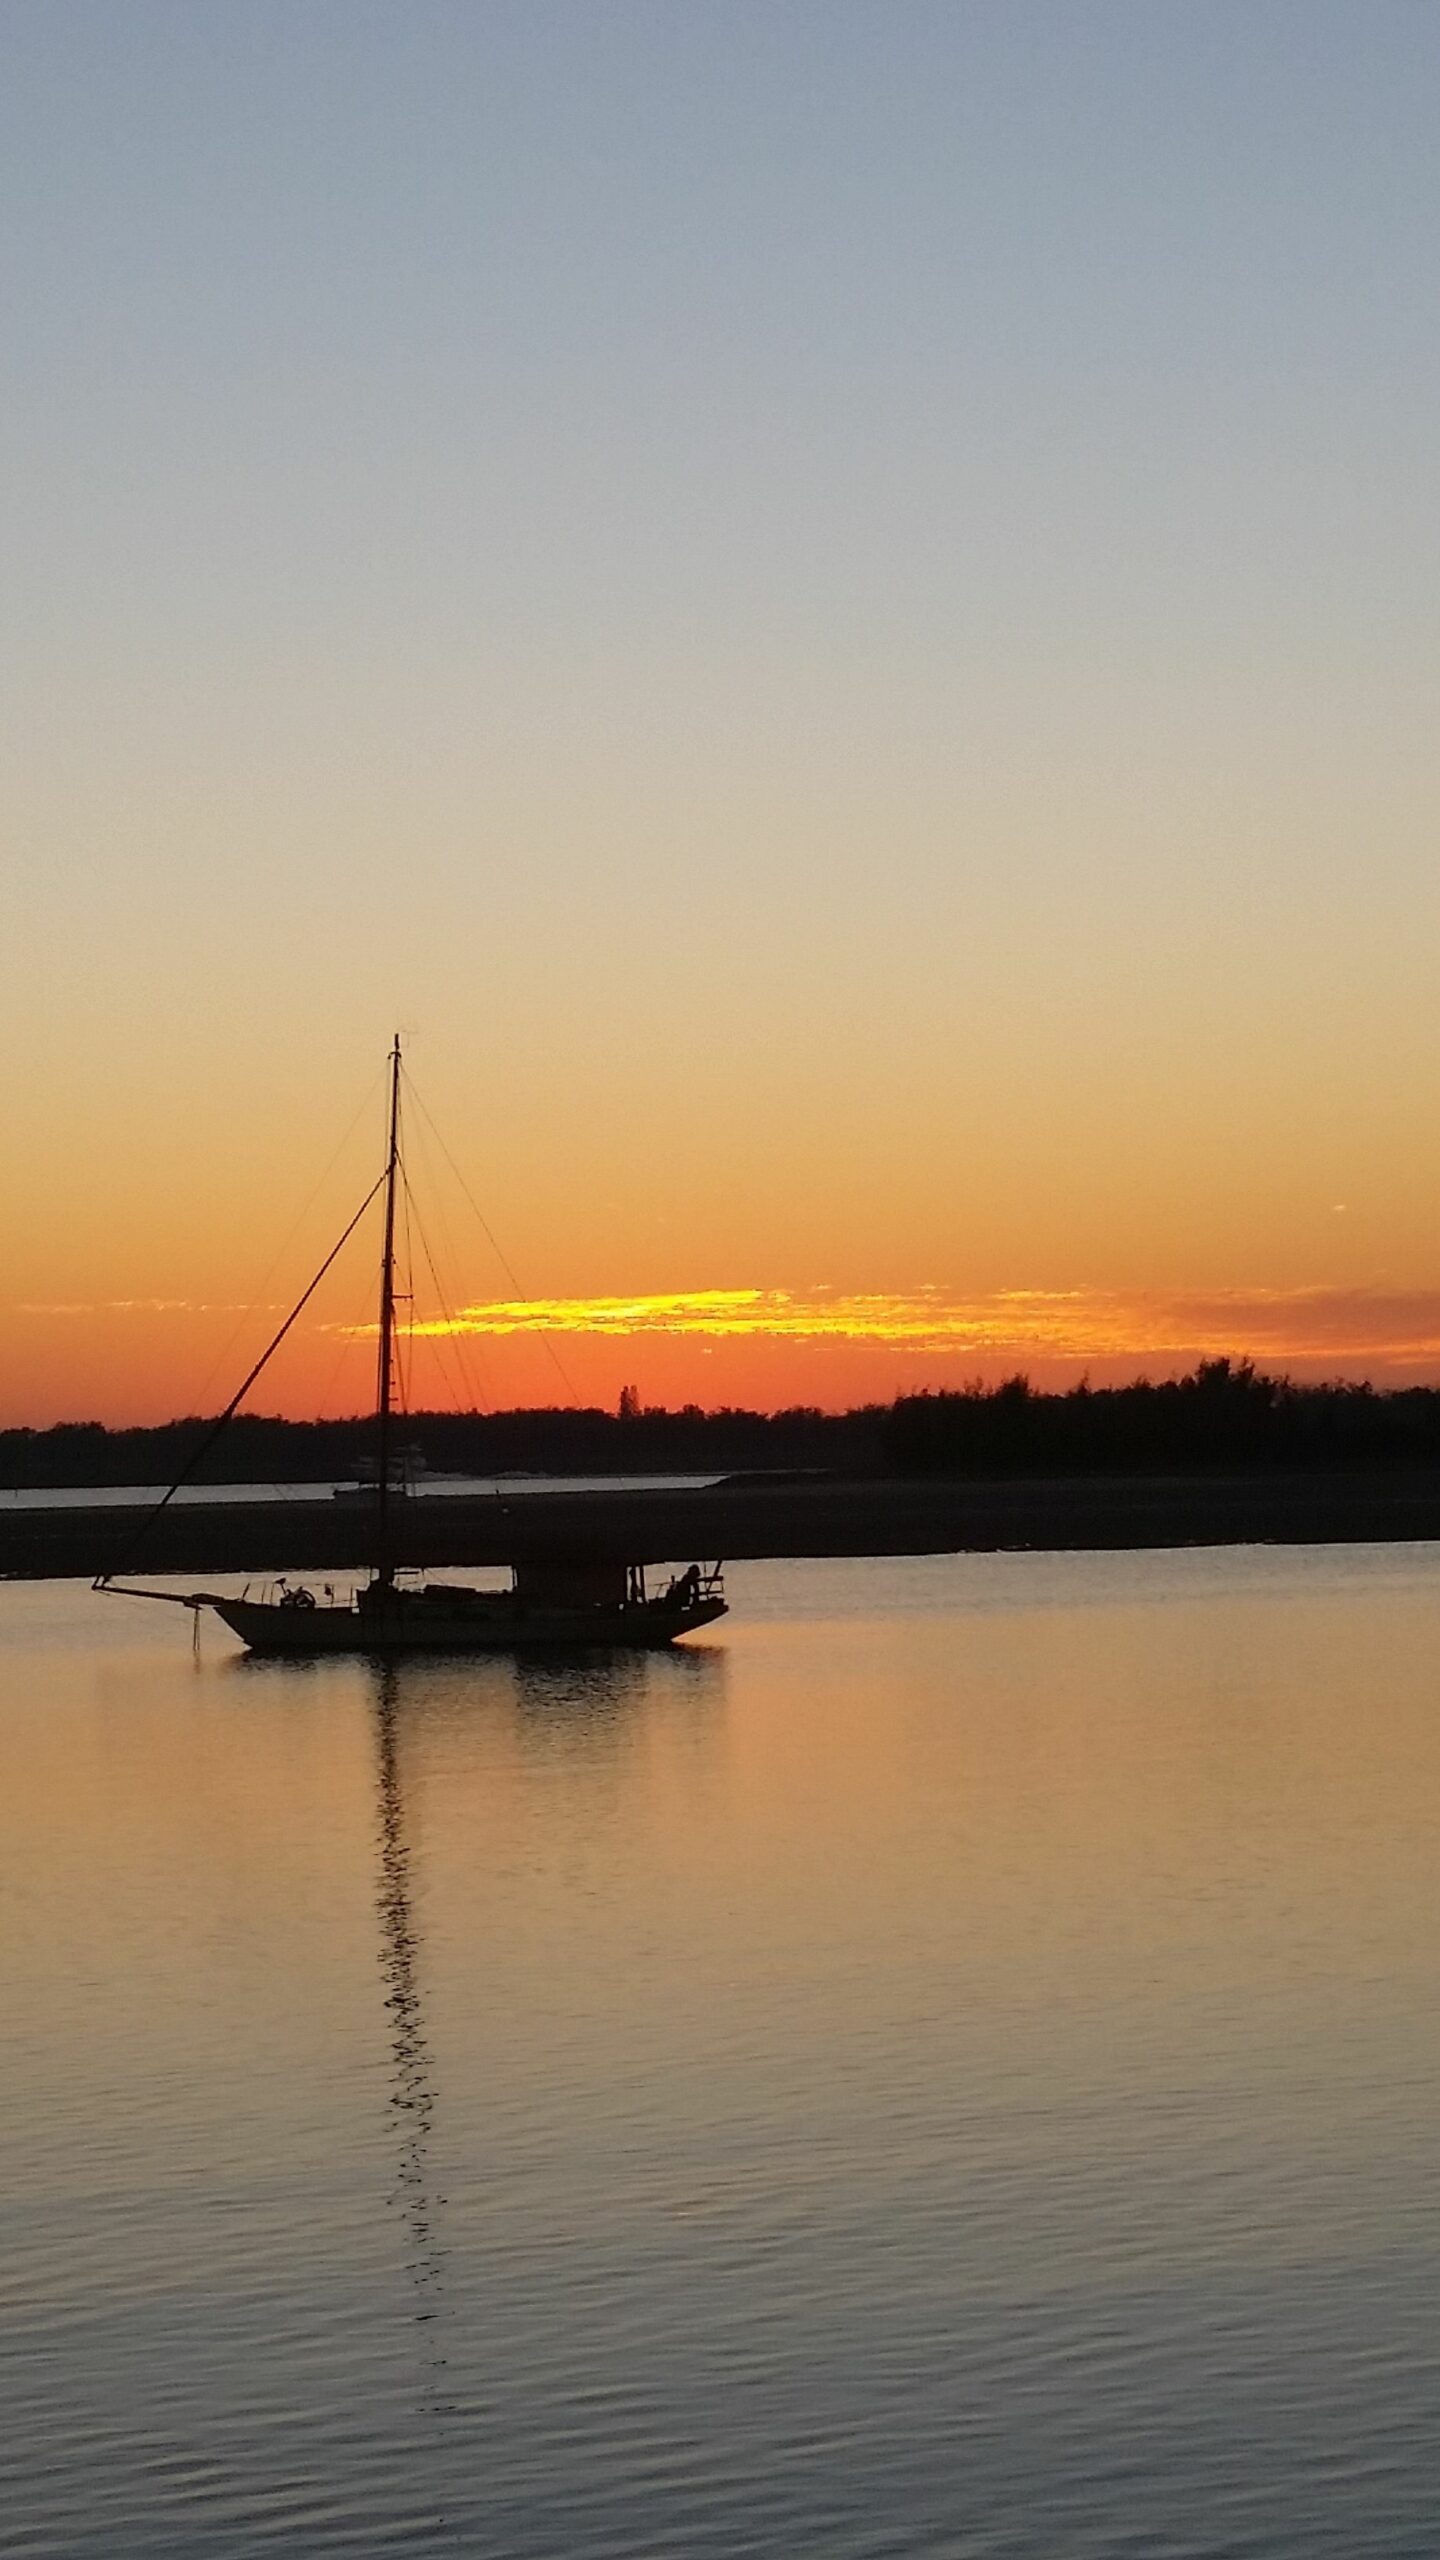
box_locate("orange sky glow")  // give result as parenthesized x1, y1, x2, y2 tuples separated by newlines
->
(11, 1271, 1440, 1433)
(5, 12, 1440, 1435)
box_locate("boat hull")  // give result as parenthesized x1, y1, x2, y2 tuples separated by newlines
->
(205, 1592, 727, 1656)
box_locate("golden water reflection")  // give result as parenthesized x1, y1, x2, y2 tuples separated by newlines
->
(4, 1554, 1440, 2557)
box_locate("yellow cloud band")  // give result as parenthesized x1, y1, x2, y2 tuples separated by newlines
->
(342, 1284, 1440, 1364)
(18, 1286, 1440, 1370)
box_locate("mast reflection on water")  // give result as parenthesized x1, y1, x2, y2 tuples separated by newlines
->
(372, 1669, 449, 2402)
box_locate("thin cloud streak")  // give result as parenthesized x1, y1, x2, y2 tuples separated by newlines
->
(13, 1299, 279, 1318)
(19, 1284, 1440, 1378)
(345, 1284, 1440, 1368)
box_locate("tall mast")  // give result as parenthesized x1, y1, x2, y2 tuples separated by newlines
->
(374, 1033, 402, 1587)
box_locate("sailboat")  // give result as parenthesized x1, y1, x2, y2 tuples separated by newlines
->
(100, 1038, 727, 1656)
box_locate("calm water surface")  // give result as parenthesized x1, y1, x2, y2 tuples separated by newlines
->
(4, 1547, 1440, 2556)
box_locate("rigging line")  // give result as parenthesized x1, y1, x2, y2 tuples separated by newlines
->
(400, 1165, 489, 1419)
(402, 1071, 537, 1306)
(399, 1166, 512, 1531)
(403, 1069, 585, 1411)
(410, 1298, 474, 1427)
(95, 1168, 388, 1589)
(188, 1060, 389, 1418)
(399, 1205, 470, 1421)
(311, 1256, 381, 1434)
(399, 1108, 492, 1414)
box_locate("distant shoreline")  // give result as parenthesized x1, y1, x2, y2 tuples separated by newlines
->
(8, 1363, 1440, 1491)
(9, 1467, 1440, 1583)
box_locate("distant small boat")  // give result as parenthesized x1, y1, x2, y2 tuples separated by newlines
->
(332, 1443, 430, 1503)
(100, 1038, 727, 1656)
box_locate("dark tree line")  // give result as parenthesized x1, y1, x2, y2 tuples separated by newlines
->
(6, 1362, 1440, 1486)
(0, 1401, 886, 1488)
(884, 1360, 1440, 1474)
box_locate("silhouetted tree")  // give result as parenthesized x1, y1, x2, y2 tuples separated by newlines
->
(5, 1366, 1440, 1488)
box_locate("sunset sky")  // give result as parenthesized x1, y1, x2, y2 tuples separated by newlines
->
(5, 1, 1440, 1426)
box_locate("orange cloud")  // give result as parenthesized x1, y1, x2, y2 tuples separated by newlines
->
(12, 1282, 1440, 1430)
(346, 1283, 1440, 1368)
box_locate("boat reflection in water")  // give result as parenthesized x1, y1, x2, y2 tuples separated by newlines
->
(372, 1667, 447, 2396)
(359, 1639, 727, 2425)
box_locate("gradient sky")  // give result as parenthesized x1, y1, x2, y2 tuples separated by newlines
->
(5, 1, 1440, 1424)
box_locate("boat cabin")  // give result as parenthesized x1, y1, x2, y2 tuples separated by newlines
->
(513, 1559, 628, 1610)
